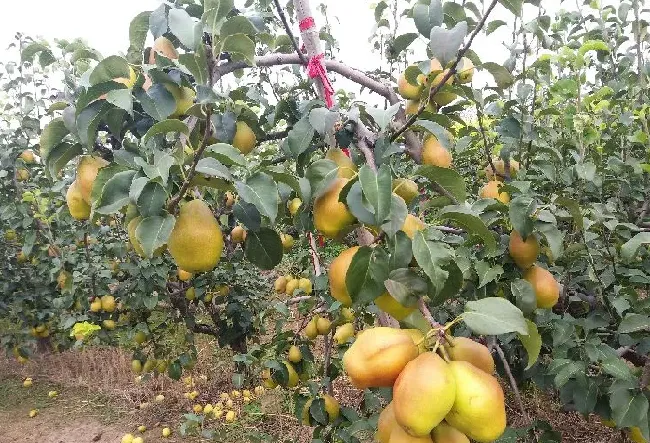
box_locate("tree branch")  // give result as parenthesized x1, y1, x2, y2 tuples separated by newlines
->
(389, 0, 499, 142)
(418, 297, 441, 328)
(494, 342, 530, 424)
(272, 0, 308, 65)
(323, 331, 334, 395)
(84, 232, 97, 300)
(307, 232, 322, 277)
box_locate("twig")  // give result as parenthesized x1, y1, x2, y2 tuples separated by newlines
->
(271, 0, 308, 65)
(167, 108, 213, 213)
(389, 0, 499, 142)
(323, 331, 333, 395)
(494, 342, 530, 424)
(262, 129, 291, 142)
(418, 297, 441, 328)
(287, 296, 312, 305)
(432, 225, 464, 235)
(307, 232, 322, 277)
(476, 105, 503, 179)
(84, 232, 97, 299)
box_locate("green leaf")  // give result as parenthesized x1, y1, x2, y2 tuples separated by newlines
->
(475, 261, 503, 288)
(498, 0, 523, 16)
(179, 44, 209, 85)
(610, 387, 649, 430)
(142, 119, 190, 145)
(135, 215, 176, 258)
(413, 120, 453, 150)
(412, 231, 454, 294)
(243, 228, 283, 270)
(392, 33, 418, 55)
(89, 55, 130, 86)
(44, 143, 82, 179)
(169, 8, 198, 49)
(195, 158, 233, 181)
(621, 232, 650, 262)
(518, 320, 541, 370)
(106, 89, 133, 114)
(206, 143, 247, 166)
(430, 261, 463, 306)
(486, 20, 507, 35)
(40, 117, 69, 160)
(221, 16, 257, 38)
(618, 313, 650, 334)
(127, 11, 151, 64)
(286, 117, 315, 157)
(463, 297, 528, 335)
(21, 42, 54, 65)
(511, 279, 537, 314)
(381, 194, 408, 238)
(601, 358, 635, 381)
(384, 268, 427, 308)
(305, 159, 338, 199)
(437, 209, 497, 254)
(136, 182, 167, 217)
(167, 360, 182, 380)
(367, 104, 400, 131)
(555, 197, 583, 230)
(308, 107, 339, 135)
(482, 62, 515, 89)
(203, 0, 234, 35)
(234, 201, 261, 231)
(359, 164, 392, 225)
(536, 222, 564, 261)
(412, 1, 442, 38)
(221, 34, 256, 66)
(346, 181, 375, 225)
(263, 166, 308, 201)
(415, 165, 466, 203)
(135, 151, 176, 185)
(509, 195, 536, 239)
(94, 168, 136, 214)
(235, 173, 279, 224)
(388, 231, 413, 271)
(136, 85, 176, 121)
(346, 246, 390, 307)
(429, 22, 467, 66)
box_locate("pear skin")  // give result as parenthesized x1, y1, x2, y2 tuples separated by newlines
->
(445, 337, 495, 374)
(389, 424, 433, 442)
(393, 178, 419, 205)
(66, 180, 91, 220)
(314, 178, 355, 238)
(484, 159, 519, 181)
(401, 214, 426, 239)
(376, 402, 397, 443)
(325, 148, 357, 179)
(328, 246, 359, 306)
(375, 293, 416, 321)
(523, 264, 560, 309)
(77, 155, 108, 204)
(479, 180, 510, 204)
(343, 327, 418, 389)
(509, 231, 539, 270)
(393, 352, 456, 437)
(422, 136, 452, 168)
(445, 361, 506, 443)
(402, 329, 427, 354)
(431, 422, 470, 443)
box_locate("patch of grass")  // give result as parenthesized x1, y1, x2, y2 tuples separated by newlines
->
(0, 377, 59, 411)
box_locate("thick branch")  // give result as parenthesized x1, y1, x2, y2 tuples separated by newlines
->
(389, 0, 499, 142)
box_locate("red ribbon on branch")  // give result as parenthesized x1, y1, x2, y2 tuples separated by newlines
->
(298, 16, 335, 109)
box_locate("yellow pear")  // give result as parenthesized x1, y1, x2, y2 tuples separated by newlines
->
(231, 225, 246, 243)
(165, 84, 195, 118)
(114, 66, 138, 88)
(281, 233, 294, 250)
(375, 293, 415, 321)
(313, 178, 355, 238)
(232, 121, 257, 155)
(283, 361, 299, 387)
(298, 278, 312, 294)
(131, 359, 143, 374)
(430, 58, 443, 73)
(102, 319, 116, 330)
(445, 361, 506, 443)
(325, 147, 358, 179)
(523, 265, 560, 309)
(445, 337, 494, 374)
(405, 99, 420, 115)
(168, 200, 224, 272)
(328, 246, 358, 306)
(376, 402, 398, 443)
(19, 149, 35, 163)
(302, 394, 340, 425)
(90, 297, 102, 312)
(389, 425, 433, 442)
(100, 295, 116, 312)
(288, 345, 302, 363)
(149, 36, 178, 63)
(342, 327, 418, 389)
(77, 156, 109, 204)
(403, 329, 427, 354)
(457, 57, 474, 84)
(397, 72, 423, 100)
(629, 427, 648, 443)
(305, 316, 318, 339)
(509, 231, 539, 269)
(431, 422, 470, 443)
(479, 180, 510, 204)
(287, 197, 302, 216)
(401, 214, 426, 239)
(341, 307, 355, 322)
(393, 178, 419, 205)
(484, 159, 519, 181)
(274, 276, 287, 293)
(66, 180, 91, 220)
(16, 168, 29, 181)
(333, 322, 355, 345)
(393, 352, 456, 436)
(285, 278, 300, 296)
(178, 268, 193, 281)
(422, 136, 452, 168)
(316, 316, 332, 335)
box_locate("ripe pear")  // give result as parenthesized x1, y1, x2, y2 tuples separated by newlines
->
(341, 307, 354, 322)
(131, 359, 143, 374)
(328, 246, 358, 306)
(484, 159, 519, 181)
(389, 425, 433, 442)
(302, 394, 340, 425)
(166, 84, 195, 118)
(113, 66, 138, 88)
(168, 200, 224, 272)
(457, 57, 474, 84)
(225, 191, 235, 207)
(629, 427, 648, 443)
(274, 276, 287, 293)
(524, 265, 560, 309)
(403, 329, 427, 354)
(333, 322, 355, 345)
(325, 147, 358, 179)
(509, 231, 539, 269)
(376, 402, 398, 443)
(132, 437, 143, 443)
(225, 410, 236, 422)
(281, 233, 294, 250)
(102, 319, 116, 330)
(66, 181, 91, 220)
(287, 197, 302, 216)
(185, 287, 196, 301)
(16, 168, 29, 181)
(178, 269, 193, 281)
(162, 427, 171, 437)
(90, 297, 102, 312)
(288, 345, 302, 363)
(397, 72, 423, 100)
(445, 337, 494, 374)
(445, 361, 506, 442)
(134, 330, 147, 344)
(19, 149, 35, 163)
(375, 292, 415, 321)
(101, 295, 116, 312)
(422, 136, 452, 168)
(393, 178, 419, 204)
(285, 278, 299, 296)
(479, 180, 510, 204)
(393, 352, 456, 436)
(232, 121, 257, 154)
(127, 217, 164, 257)
(283, 361, 299, 387)
(316, 316, 332, 335)
(401, 214, 426, 239)
(149, 36, 178, 63)
(305, 316, 318, 339)
(298, 278, 312, 294)
(121, 434, 134, 443)
(231, 225, 247, 243)
(313, 178, 355, 238)
(343, 327, 418, 389)
(405, 99, 420, 115)
(77, 156, 108, 204)
(432, 422, 470, 443)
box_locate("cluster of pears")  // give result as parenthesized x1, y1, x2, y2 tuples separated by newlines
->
(274, 274, 312, 296)
(343, 327, 506, 442)
(508, 230, 560, 309)
(398, 57, 474, 114)
(89, 295, 119, 330)
(66, 155, 108, 220)
(131, 355, 169, 376)
(478, 158, 520, 204)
